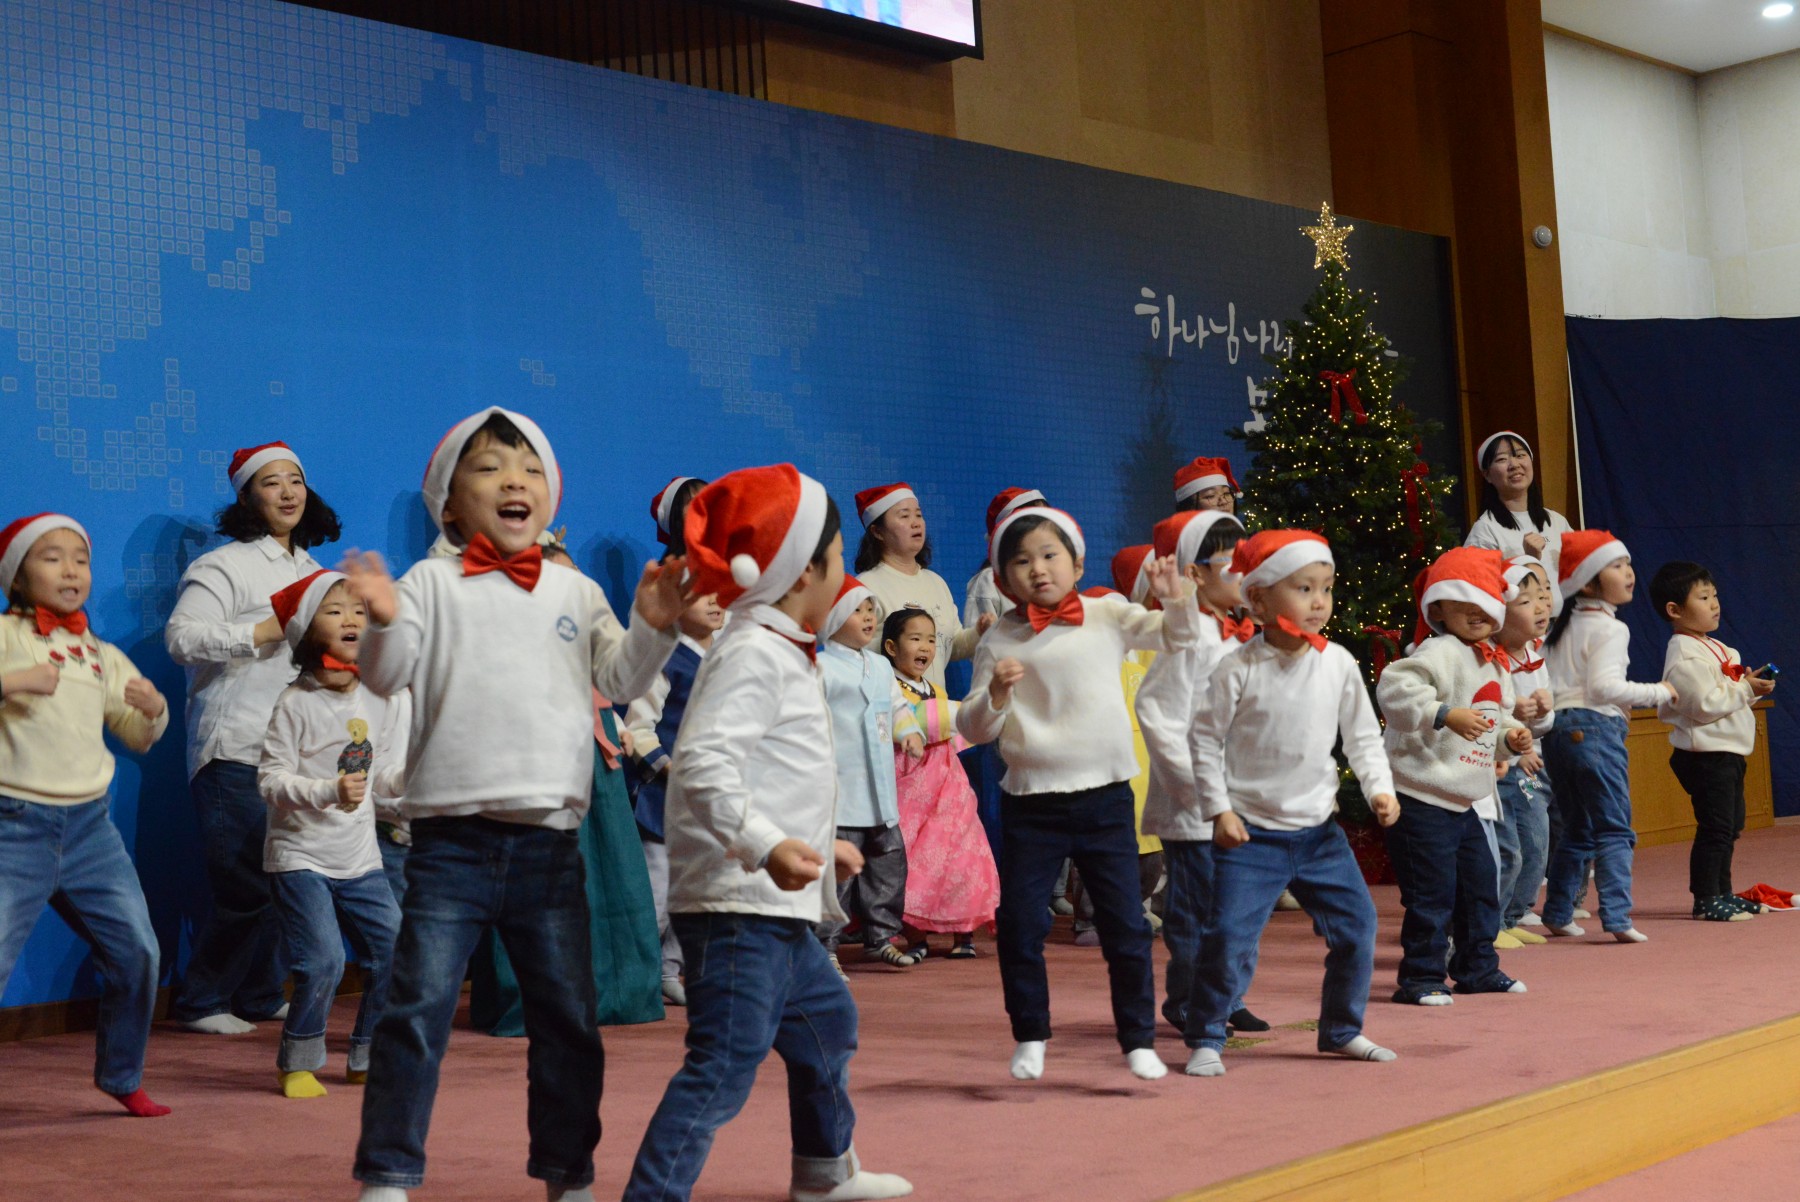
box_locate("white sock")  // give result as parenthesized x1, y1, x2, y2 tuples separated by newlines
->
(358, 1189, 408, 1202)
(547, 1187, 595, 1202)
(1185, 1047, 1225, 1077)
(793, 1170, 916, 1202)
(181, 1014, 257, 1035)
(1548, 921, 1585, 937)
(1328, 1035, 1397, 1062)
(1613, 927, 1648, 943)
(1419, 993, 1454, 1007)
(269, 1002, 290, 1020)
(1010, 1040, 1045, 1080)
(1126, 1048, 1167, 1080)
(1506, 979, 1528, 993)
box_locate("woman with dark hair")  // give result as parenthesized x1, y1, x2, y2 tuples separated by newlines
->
(165, 441, 342, 1034)
(852, 482, 987, 692)
(1464, 431, 1574, 607)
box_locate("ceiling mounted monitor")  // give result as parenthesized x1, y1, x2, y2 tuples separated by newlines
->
(732, 0, 982, 60)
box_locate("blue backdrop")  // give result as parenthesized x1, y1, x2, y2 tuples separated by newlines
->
(0, 0, 1456, 1008)
(1567, 316, 1799, 818)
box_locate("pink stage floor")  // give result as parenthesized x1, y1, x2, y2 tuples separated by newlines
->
(3, 824, 1797, 1202)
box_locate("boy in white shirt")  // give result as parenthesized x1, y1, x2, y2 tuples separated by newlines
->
(1183, 530, 1399, 1077)
(623, 466, 911, 1202)
(1650, 561, 1776, 922)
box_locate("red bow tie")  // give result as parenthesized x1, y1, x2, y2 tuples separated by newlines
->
(1515, 655, 1545, 673)
(320, 654, 361, 677)
(1217, 613, 1257, 643)
(1276, 615, 1328, 652)
(761, 624, 818, 663)
(1472, 641, 1510, 668)
(36, 608, 88, 637)
(462, 534, 543, 593)
(1020, 591, 1085, 634)
(1722, 662, 1749, 682)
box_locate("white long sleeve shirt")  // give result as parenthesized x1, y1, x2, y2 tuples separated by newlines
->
(165, 535, 323, 779)
(1465, 509, 1573, 608)
(665, 605, 845, 924)
(1378, 634, 1522, 811)
(963, 566, 1007, 627)
(858, 562, 979, 692)
(957, 589, 1201, 797)
(624, 633, 711, 771)
(1660, 633, 1758, 755)
(359, 557, 676, 829)
(1134, 613, 1247, 841)
(258, 677, 408, 878)
(1546, 602, 1668, 721)
(1189, 636, 1394, 831)
(1506, 637, 1556, 738)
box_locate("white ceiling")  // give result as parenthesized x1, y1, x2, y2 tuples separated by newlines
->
(1542, 0, 1800, 72)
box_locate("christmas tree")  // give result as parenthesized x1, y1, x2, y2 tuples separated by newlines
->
(1232, 204, 1457, 690)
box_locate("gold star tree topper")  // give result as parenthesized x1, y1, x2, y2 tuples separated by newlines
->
(1300, 201, 1354, 270)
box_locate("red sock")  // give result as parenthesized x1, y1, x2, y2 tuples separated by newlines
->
(107, 1087, 171, 1117)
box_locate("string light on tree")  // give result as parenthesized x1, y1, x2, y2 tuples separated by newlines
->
(1300, 202, 1354, 270)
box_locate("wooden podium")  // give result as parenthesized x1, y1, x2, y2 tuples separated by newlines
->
(1628, 700, 1776, 847)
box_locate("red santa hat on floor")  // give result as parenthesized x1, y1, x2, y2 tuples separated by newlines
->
(686, 464, 831, 610)
(1558, 529, 1629, 598)
(228, 441, 306, 494)
(1476, 429, 1531, 466)
(985, 487, 1045, 536)
(1173, 456, 1240, 504)
(822, 575, 874, 642)
(650, 477, 701, 544)
(270, 569, 349, 652)
(1415, 546, 1507, 643)
(420, 407, 562, 540)
(854, 482, 915, 528)
(0, 513, 90, 596)
(1110, 545, 1154, 604)
(1226, 529, 1333, 593)
(1153, 509, 1244, 573)
(986, 506, 1087, 604)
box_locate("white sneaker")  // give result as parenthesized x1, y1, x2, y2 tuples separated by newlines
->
(661, 977, 687, 1006)
(1572, 906, 1592, 920)
(1275, 889, 1303, 912)
(1519, 911, 1544, 927)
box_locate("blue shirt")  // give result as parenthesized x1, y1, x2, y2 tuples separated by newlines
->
(820, 641, 912, 828)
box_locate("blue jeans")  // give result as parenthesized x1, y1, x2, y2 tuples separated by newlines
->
(269, 869, 400, 1073)
(0, 796, 159, 1093)
(1496, 767, 1551, 927)
(1159, 840, 1246, 1028)
(377, 828, 409, 907)
(354, 817, 602, 1190)
(1542, 710, 1635, 932)
(171, 759, 286, 1021)
(995, 782, 1156, 1051)
(1184, 821, 1376, 1052)
(1383, 797, 1503, 996)
(623, 913, 858, 1202)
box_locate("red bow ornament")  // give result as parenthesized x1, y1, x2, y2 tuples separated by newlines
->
(462, 534, 543, 593)
(1319, 369, 1369, 425)
(36, 608, 88, 637)
(1022, 591, 1086, 634)
(1363, 624, 1406, 679)
(1400, 460, 1432, 556)
(1217, 613, 1257, 643)
(1276, 614, 1328, 652)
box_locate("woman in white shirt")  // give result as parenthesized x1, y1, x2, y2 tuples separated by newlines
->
(1464, 431, 1574, 606)
(852, 482, 987, 693)
(165, 441, 341, 1034)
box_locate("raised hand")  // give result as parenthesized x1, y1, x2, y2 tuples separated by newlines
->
(633, 556, 695, 631)
(1144, 553, 1185, 603)
(339, 550, 398, 626)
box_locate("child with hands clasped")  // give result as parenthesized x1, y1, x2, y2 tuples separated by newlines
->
(0, 515, 171, 1118)
(624, 466, 911, 1202)
(1651, 562, 1776, 922)
(1182, 530, 1400, 1077)
(1540, 531, 1673, 944)
(957, 505, 1201, 1083)
(341, 407, 688, 1202)
(257, 570, 406, 1099)
(1378, 548, 1533, 1005)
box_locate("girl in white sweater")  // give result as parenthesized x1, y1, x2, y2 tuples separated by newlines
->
(957, 505, 1198, 1083)
(1464, 432, 1574, 608)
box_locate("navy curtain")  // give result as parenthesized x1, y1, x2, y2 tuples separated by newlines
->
(1566, 316, 1800, 816)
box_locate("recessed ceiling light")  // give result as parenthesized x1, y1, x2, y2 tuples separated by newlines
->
(1765, 3, 1794, 19)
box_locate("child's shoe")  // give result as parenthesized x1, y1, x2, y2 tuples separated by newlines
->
(1228, 1007, 1270, 1032)
(1392, 987, 1454, 1006)
(1050, 896, 1075, 917)
(1518, 911, 1545, 927)
(1547, 921, 1586, 937)
(1454, 974, 1526, 994)
(1611, 927, 1649, 943)
(1275, 889, 1303, 912)
(828, 953, 849, 981)
(1073, 928, 1101, 948)
(1572, 906, 1592, 919)
(661, 977, 687, 1006)
(874, 943, 916, 968)
(1694, 896, 1753, 922)
(948, 938, 979, 959)
(906, 940, 929, 962)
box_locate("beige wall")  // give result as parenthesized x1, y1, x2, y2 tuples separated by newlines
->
(1699, 50, 1800, 316)
(950, 0, 1332, 208)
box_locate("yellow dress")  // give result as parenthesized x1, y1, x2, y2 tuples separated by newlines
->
(1121, 650, 1162, 856)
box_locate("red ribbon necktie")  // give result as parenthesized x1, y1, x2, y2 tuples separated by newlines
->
(1319, 369, 1369, 425)
(1472, 641, 1511, 669)
(1682, 632, 1747, 681)
(1218, 613, 1257, 643)
(461, 533, 543, 593)
(1022, 591, 1086, 634)
(1363, 625, 1406, 679)
(320, 654, 361, 677)
(1276, 614, 1328, 652)
(762, 625, 817, 663)
(35, 608, 89, 637)
(1400, 459, 1432, 556)
(1516, 654, 1545, 673)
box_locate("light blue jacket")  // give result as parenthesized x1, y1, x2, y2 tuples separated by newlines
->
(819, 642, 919, 828)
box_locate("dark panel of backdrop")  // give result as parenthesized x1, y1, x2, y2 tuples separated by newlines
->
(1567, 315, 1799, 818)
(0, 0, 1456, 1007)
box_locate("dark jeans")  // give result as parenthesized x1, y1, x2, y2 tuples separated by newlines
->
(1669, 749, 1747, 899)
(1543, 709, 1636, 932)
(816, 825, 908, 952)
(1383, 796, 1503, 996)
(1158, 840, 1245, 1028)
(995, 781, 1155, 1051)
(624, 913, 858, 1202)
(171, 759, 287, 1022)
(354, 816, 601, 1190)
(377, 827, 410, 907)
(0, 796, 160, 1093)
(269, 868, 400, 1073)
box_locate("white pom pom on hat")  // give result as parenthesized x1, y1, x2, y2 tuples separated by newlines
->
(731, 554, 762, 588)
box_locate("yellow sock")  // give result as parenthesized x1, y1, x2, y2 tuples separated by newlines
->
(345, 1068, 368, 1085)
(1504, 925, 1547, 945)
(279, 1070, 328, 1098)
(1493, 930, 1524, 949)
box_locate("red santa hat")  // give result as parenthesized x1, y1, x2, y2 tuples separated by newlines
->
(1173, 456, 1240, 503)
(1559, 529, 1629, 598)
(686, 464, 831, 610)
(1502, 554, 1549, 603)
(987, 506, 1087, 604)
(650, 476, 701, 544)
(0, 513, 90, 596)
(985, 487, 1045, 536)
(269, 569, 348, 652)
(821, 575, 874, 642)
(1110, 545, 1154, 604)
(1416, 546, 1507, 640)
(420, 407, 562, 540)
(1226, 529, 1333, 593)
(228, 441, 306, 494)
(1153, 509, 1244, 573)
(1476, 429, 1531, 466)
(853, 482, 916, 528)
